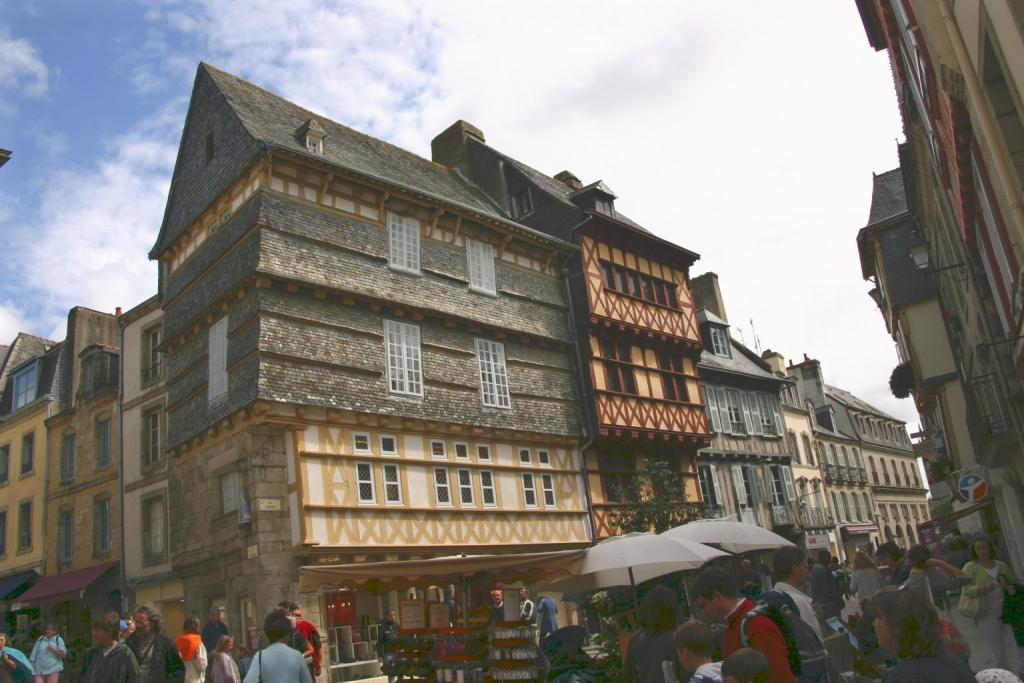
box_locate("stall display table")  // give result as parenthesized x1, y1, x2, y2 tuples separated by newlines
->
(329, 659, 383, 682)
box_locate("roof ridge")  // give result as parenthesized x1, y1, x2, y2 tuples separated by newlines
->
(200, 62, 468, 181)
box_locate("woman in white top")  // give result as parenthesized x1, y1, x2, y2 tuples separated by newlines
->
(849, 551, 884, 604)
(243, 611, 312, 683)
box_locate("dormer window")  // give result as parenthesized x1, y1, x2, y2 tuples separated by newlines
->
(709, 326, 731, 358)
(297, 118, 326, 156)
(594, 196, 614, 216)
(509, 189, 533, 219)
(11, 362, 38, 410)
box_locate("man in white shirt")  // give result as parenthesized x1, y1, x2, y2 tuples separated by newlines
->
(771, 546, 824, 641)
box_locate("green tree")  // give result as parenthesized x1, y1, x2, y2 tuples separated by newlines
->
(610, 457, 705, 534)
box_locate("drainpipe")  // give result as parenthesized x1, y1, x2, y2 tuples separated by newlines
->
(118, 318, 127, 613)
(935, 0, 1024, 244)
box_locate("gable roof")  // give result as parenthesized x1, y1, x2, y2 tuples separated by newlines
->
(867, 168, 908, 225)
(153, 64, 573, 258)
(698, 327, 781, 383)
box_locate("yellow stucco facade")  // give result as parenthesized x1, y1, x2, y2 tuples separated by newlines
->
(0, 398, 52, 577)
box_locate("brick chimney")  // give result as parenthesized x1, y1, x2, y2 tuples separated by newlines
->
(691, 272, 728, 324)
(553, 170, 583, 191)
(431, 120, 485, 175)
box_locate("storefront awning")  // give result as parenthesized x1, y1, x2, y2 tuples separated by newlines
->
(0, 571, 39, 600)
(300, 549, 586, 595)
(841, 523, 879, 535)
(14, 561, 117, 607)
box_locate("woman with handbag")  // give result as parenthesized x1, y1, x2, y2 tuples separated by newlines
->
(961, 535, 1024, 674)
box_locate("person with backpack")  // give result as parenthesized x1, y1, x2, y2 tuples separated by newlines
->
(692, 567, 795, 683)
(771, 547, 824, 641)
(0, 632, 33, 683)
(242, 611, 312, 683)
(673, 620, 723, 683)
(29, 624, 65, 683)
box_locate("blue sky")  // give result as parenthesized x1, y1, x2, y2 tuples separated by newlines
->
(0, 1, 914, 425)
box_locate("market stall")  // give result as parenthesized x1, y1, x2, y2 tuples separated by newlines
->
(300, 550, 587, 683)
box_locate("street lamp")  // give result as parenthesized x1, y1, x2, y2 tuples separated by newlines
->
(906, 236, 966, 278)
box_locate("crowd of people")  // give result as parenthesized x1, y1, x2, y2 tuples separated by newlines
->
(624, 534, 1024, 683)
(0, 601, 322, 683)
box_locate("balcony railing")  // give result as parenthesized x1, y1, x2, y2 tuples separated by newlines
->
(799, 507, 834, 529)
(823, 463, 836, 482)
(770, 504, 794, 527)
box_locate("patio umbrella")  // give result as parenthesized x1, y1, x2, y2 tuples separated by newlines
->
(543, 532, 729, 595)
(661, 519, 795, 554)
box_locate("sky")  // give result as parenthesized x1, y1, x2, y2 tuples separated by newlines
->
(0, 1, 916, 426)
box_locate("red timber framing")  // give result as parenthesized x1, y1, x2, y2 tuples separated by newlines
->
(575, 214, 709, 537)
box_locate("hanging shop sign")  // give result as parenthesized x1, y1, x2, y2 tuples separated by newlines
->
(955, 467, 990, 503)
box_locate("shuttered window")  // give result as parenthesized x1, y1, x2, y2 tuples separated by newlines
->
(384, 320, 423, 396)
(58, 509, 74, 563)
(388, 213, 420, 273)
(704, 385, 721, 432)
(93, 498, 112, 556)
(466, 238, 497, 294)
(698, 464, 719, 506)
(60, 434, 76, 483)
(208, 317, 228, 400)
(476, 339, 511, 408)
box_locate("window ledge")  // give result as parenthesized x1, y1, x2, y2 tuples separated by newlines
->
(18, 470, 34, 479)
(469, 286, 498, 298)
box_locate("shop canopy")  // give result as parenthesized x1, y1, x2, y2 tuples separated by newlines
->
(300, 549, 587, 595)
(14, 561, 117, 607)
(0, 571, 38, 600)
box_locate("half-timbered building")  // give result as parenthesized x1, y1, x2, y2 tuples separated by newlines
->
(149, 65, 589, 654)
(431, 122, 710, 538)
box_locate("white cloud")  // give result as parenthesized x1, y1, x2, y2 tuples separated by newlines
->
(4, 105, 182, 337)
(0, 27, 49, 103)
(0, 302, 30, 344)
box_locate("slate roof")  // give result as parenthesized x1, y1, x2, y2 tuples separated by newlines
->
(867, 168, 908, 225)
(0, 334, 62, 417)
(825, 384, 903, 422)
(491, 151, 651, 234)
(698, 329, 780, 383)
(697, 309, 728, 326)
(156, 64, 571, 256)
(0, 345, 8, 374)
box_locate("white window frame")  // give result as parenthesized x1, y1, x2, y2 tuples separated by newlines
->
(355, 462, 376, 504)
(522, 473, 538, 508)
(143, 495, 167, 561)
(430, 440, 447, 459)
(725, 390, 746, 434)
(709, 327, 731, 357)
(379, 434, 399, 456)
(541, 473, 556, 508)
(480, 469, 497, 507)
(12, 364, 37, 410)
(466, 238, 497, 295)
(454, 442, 470, 460)
(475, 338, 511, 409)
(383, 463, 402, 505)
(208, 317, 229, 401)
(476, 445, 491, 462)
(537, 449, 551, 466)
(705, 385, 722, 432)
(352, 432, 372, 454)
(433, 467, 452, 507)
(757, 393, 780, 436)
(388, 212, 420, 274)
(142, 407, 161, 468)
(698, 463, 719, 506)
(519, 448, 532, 465)
(457, 468, 475, 506)
(384, 320, 423, 397)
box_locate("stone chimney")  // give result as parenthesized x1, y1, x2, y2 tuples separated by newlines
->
(431, 120, 485, 175)
(788, 355, 827, 409)
(554, 170, 583, 191)
(761, 349, 786, 375)
(691, 272, 728, 323)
